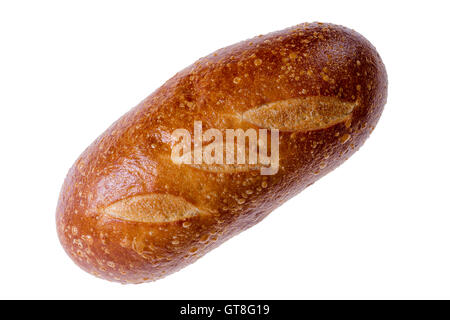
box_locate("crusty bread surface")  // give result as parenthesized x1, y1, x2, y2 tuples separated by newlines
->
(56, 22, 388, 283)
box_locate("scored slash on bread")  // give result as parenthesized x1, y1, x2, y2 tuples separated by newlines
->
(243, 96, 358, 131)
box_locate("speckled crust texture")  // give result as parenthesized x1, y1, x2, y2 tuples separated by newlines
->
(56, 22, 387, 283)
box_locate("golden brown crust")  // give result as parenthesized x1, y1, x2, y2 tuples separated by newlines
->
(56, 22, 387, 283)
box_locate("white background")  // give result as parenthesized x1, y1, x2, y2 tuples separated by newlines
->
(0, 0, 449, 299)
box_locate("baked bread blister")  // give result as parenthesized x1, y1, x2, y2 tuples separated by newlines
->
(56, 22, 387, 283)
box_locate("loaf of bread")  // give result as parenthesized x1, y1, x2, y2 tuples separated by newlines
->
(56, 22, 387, 283)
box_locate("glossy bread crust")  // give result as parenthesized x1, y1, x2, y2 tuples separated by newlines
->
(56, 22, 387, 283)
